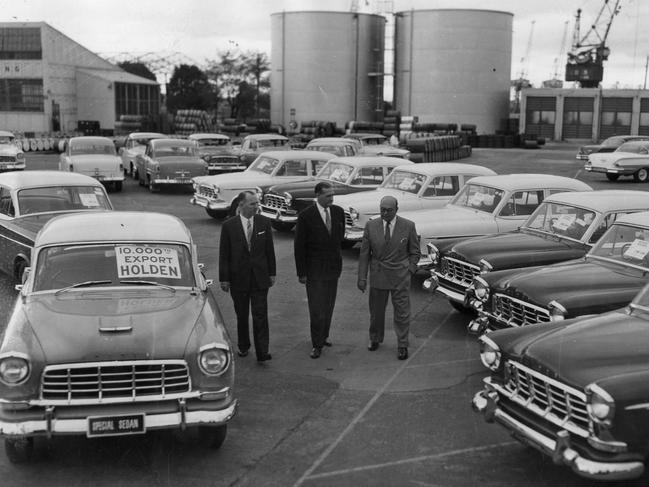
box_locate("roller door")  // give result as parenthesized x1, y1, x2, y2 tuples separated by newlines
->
(563, 97, 593, 139)
(525, 96, 555, 139)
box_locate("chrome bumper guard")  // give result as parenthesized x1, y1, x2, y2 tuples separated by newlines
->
(472, 382, 643, 481)
(259, 208, 298, 223)
(344, 228, 363, 242)
(190, 195, 229, 211)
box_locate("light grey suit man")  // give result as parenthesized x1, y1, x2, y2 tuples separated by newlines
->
(357, 196, 420, 360)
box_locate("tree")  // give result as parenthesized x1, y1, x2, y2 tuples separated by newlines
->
(166, 64, 217, 112)
(118, 61, 157, 82)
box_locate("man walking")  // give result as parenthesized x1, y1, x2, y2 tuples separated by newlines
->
(219, 191, 275, 362)
(294, 182, 345, 359)
(357, 195, 420, 360)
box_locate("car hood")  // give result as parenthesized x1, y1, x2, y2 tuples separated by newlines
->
(359, 147, 410, 157)
(402, 206, 498, 239)
(24, 291, 205, 362)
(268, 178, 355, 197)
(0, 145, 19, 156)
(336, 188, 424, 214)
(193, 171, 273, 188)
(588, 152, 647, 167)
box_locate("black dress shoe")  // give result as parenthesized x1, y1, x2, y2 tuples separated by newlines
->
(324, 340, 332, 347)
(397, 347, 408, 360)
(257, 353, 272, 362)
(368, 341, 379, 351)
(237, 349, 249, 357)
(310, 347, 322, 359)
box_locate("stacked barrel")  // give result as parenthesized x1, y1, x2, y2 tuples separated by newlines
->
(173, 109, 215, 135)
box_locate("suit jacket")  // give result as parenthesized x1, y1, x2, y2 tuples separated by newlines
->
(358, 215, 421, 289)
(294, 203, 345, 280)
(219, 214, 276, 291)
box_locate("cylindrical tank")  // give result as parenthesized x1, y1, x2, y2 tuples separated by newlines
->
(394, 9, 513, 134)
(271, 11, 385, 129)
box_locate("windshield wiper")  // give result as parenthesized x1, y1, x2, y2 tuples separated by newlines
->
(55, 280, 112, 295)
(120, 280, 176, 292)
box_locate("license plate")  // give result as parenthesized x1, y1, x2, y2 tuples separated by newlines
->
(87, 414, 145, 437)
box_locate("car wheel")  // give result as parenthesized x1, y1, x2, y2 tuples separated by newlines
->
(605, 173, 620, 182)
(341, 239, 356, 249)
(271, 221, 295, 232)
(449, 300, 476, 315)
(197, 425, 227, 449)
(114, 181, 123, 192)
(5, 437, 33, 463)
(633, 168, 649, 183)
(206, 208, 227, 219)
(148, 177, 159, 193)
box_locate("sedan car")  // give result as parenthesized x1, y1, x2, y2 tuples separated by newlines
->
(584, 140, 649, 182)
(473, 282, 649, 482)
(344, 133, 411, 159)
(336, 163, 496, 244)
(119, 132, 165, 178)
(188, 133, 246, 174)
(259, 156, 411, 231)
(575, 134, 649, 161)
(424, 190, 649, 312)
(232, 133, 291, 166)
(59, 136, 125, 191)
(305, 137, 361, 157)
(407, 174, 593, 270)
(0, 171, 113, 282)
(467, 211, 649, 334)
(0, 211, 235, 463)
(136, 138, 208, 192)
(0, 131, 25, 172)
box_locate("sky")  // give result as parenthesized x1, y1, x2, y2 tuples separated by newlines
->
(2, 0, 649, 90)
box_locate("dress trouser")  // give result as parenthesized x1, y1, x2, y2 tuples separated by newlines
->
(368, 280, 410, 348)
(306, 278, 338, 349)
(231, 288, 269, 359)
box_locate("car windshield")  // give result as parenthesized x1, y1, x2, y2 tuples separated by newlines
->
(524, 202, 597, 241)
(257, 138, 289, 149)
(134, 138, 157, 146)
(153, 144, 196, 157)
(17, 186, 112, 215)
(309, 145, 349, 157)
(589, 223, 649, 269)
(71, 142, 116, 156)
(615, 142, 649, 154)
(0, 135, 13, 144)
(248, 156, 281, 174)
(357, 136, 387, 146)
(317, 162, 355, 183)
(197, 138, 229, 147)
(380, 170, 427, 195)
(450, 183, 504, 213)
(32, 243, 195, 292)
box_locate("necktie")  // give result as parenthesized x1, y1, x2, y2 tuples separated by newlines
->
(325, 208, 331, 233)
(246, 218, 253, 249)
(384, 220, 391, 243)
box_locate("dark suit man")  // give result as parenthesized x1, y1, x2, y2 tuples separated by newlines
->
(219, 191, 276, 362)
(357, 195, 420, 360)
(294, 182, 345, 359)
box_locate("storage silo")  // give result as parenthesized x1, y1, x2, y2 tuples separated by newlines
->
(271, 11, 385, 129)
(394, 9, 513, 134)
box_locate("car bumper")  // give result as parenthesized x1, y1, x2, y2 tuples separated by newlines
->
(190, 194, 229, 211)
(152, 177, 193, 185)
(584, 165, 632, 175)
(208, 165, 246, 174)
(259, 207, 298, 223)
(576, 154, 590, 160)
(472, 381, 644, 481)
(344, 227, 363, 242)
(0, 162, 25, 171)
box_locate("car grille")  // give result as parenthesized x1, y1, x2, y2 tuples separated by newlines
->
(0, 156, 16, 162)
(344, 210, 353, 227)
(197, 184, 216, 199)
(492, 293, 551, 327)
(439, 257, 479, 287)
(41, 360, 191, 404)
(264, 193, 288, 211)
(503, 360, 590, 435)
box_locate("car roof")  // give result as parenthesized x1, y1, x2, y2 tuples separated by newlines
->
(325, 156, 413, 167)
(307, 138, 357, 145)
(391, 162, 496, 177)
(545, 190, 649, 211)
(244, 133, 289, 141)
(616, 140, 649, 148)
(345, 133, 386, 139)
(126, 132, 166, 139)
(614, 210, 649, 228)
(69, 136, 114, 144)
(36, 211, 192, 247)
(257, 150, 335, 160)
(0, 170, 106, 189)
(606, 135, 649, 141)
(150, 138, 196, 147)
(466, 173, 591, 191)
(0, 130, 15, 137)
(188, 133, 230, 140)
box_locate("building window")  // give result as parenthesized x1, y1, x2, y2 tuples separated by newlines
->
(529, 110, 556, 124)
(0, 79, 43, 112)
(0, 27, 42, 60)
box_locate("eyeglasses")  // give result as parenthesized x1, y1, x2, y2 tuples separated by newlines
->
(380, 207, 396, 213)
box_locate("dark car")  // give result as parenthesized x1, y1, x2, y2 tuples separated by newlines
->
(424, 190, 649, 313)
(576, 135, 649, 161)
(467, 211, 649, 334)
(473, 282, 649, 481)
(259, 156, 411, 231)
(188, 133, 246, 174)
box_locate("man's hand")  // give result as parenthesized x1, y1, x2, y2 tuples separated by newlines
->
(270, 276, 276, 287)
(298, 276, 307, 284)
(220, 281, 230, 292)
(357, 279, 367, 292)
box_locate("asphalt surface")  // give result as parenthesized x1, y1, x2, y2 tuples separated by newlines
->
(0, 144, 647, 487)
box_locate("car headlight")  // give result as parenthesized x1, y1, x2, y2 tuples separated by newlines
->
(479, 259, 493, 273)
(586, 383, 615, 425)
(426, 242, 440, 266)
(283, 191, 293, 205)
(254, 186, 263, 199)
(478, 335, 501, 371)
(16, 152, 24, 161)
(349, 207, 359, 222)
(0, 353, 30, 385)
(473, 276, 490, 303)
(548, 300, 566, 322)
(211, 185, 220, 195)
(198, 345, 230, 376)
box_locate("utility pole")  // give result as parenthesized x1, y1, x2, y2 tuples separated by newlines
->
(644, 54, 648, 90)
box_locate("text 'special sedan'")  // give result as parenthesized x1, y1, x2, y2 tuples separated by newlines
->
(59, 136, 125, 191)
(425, 190, 649, 312)
(473, 282, 649, 481)
(584, 140, 649, 182)
(0, 131, 25, 172)
(467, 211, 649, 334)
(0, 211, 236, 463)
(0, 171, 113, 282)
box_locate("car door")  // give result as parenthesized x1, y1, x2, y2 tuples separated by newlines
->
(496, 189, 545, 232)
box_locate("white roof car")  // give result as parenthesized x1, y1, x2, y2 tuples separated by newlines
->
(120, 131, 166, 178)
(59, 136, 125, 191)
(584, 140, 649, 182)
(0, 130, 25, 172)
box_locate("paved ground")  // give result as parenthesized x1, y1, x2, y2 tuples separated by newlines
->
(0, 144, 647, 486)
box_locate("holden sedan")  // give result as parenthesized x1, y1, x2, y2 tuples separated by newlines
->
(0, 171, 113, 282)
(188, 133, 246, 174)
(136, 138, 208, 192)
(0, 211, 236, 463)
(232, 133, 291, 166)
(467, 211, 649, 334)
(191, 150, 335, 219)
(119, 132, 165, 178)
(584, 140, 649, 182)
(473, 282, 649, 481)
(344, 133, 411, 159)
(0, 131, 25, 172)
(259, 156, 411, 231)
(305, 137, 361, 157)
(59, 136, 125, 191)
(336, 163, 496, 244)
(424, 190, 649, 312)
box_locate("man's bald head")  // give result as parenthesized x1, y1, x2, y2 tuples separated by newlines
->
(379, 196, 398, 222)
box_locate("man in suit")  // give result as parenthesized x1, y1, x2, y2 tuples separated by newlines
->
(357, 195, 420, 360)
(294, 181, 345, 359)
(219, 191, 276, 362)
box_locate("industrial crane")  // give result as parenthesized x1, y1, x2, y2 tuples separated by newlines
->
(542, 21, 569, 88)
(511, 20, 535, 113)
(565, 0, 622, 88)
